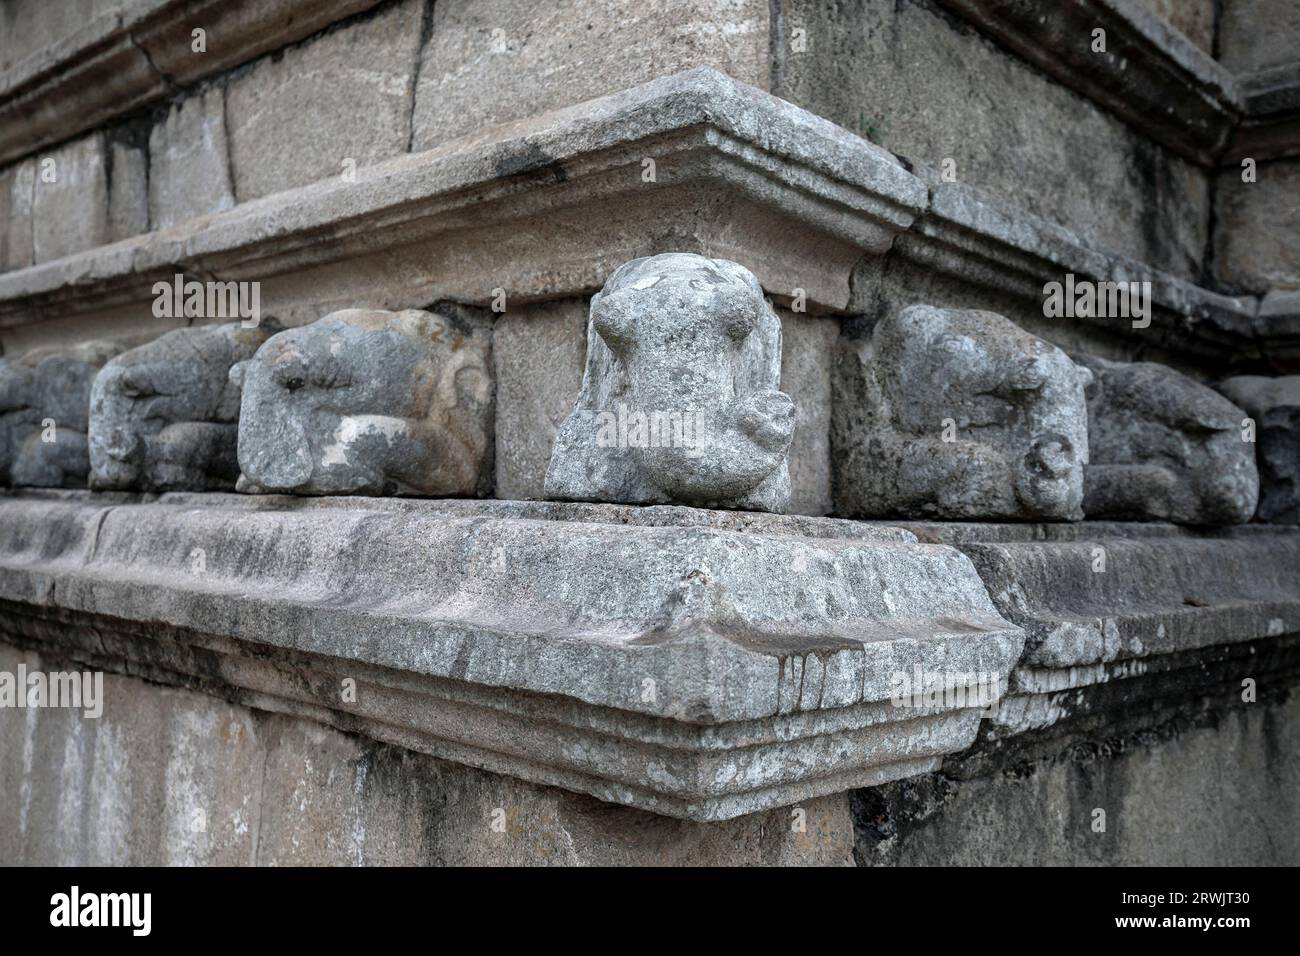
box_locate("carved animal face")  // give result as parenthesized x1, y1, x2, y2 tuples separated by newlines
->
(1080, 358, 1259, 524)
(880, 305, 1091, 518)
(89, 324, 268, 490)
(231, 310, 491, 496)
(588, 253, 793, 502)
(1, 346, 120, 488)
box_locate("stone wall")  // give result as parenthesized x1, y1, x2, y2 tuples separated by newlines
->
(1, 0, 1297, 868)
(5, 635, 1292, 866)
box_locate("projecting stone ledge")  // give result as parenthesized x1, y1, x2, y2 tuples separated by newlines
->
(0, 491, 1022, 821)
(899, 522, 1300, 743)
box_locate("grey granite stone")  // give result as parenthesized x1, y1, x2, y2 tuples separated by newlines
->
(0, 340, 124, 487)
(545, 254, 794, 512)
(224, 0, 424, 201)
(0, 0, 384, 168)
(492, 299, 588, 501)
(31, 134, 109, 264)
(0, 159, 34, 271)
(833, 304, 1091, 520)
(1214, 159, 1300, 294)
(148, 88, 235, 230)
(0, 67, 926, 347)
(779, 0, 1213, 279)
(410, 0, 770, 151)
(89, 322, 277, 492)
(0, 490, 1024, 820)
(778, 309, 836, 516)
(900, 521, 1300, 742)
(1219, 0, 1300, 75)
(1218, 375, 1300, 524)
(932, 0, 1238, 165)
(232, 308, 493, 497)
(1077, 354, 1259, 525)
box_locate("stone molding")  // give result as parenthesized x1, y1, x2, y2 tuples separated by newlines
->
(0, 69, 1282, 367)
(0, 490, 1023, 820)
(0, 68, 924, 332)
(0, 0, 382, 168)
(903, 521, 1300, 740)
(934, 0, 1251, 166)
(897, 182, 1269, 364)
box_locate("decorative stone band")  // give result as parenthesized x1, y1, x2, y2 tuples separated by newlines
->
(0, 69, 1275, 367)
(902, 522, 1300, 741)
(0, 0, 382, 167)
(0, 67, 924, 336)
(0, 491, 1023, 821)
(934, 0, 1242, 167)
(896, 183, 1266, 365)
(1231, 61, 1300, 163)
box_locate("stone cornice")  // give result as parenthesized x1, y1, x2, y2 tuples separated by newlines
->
(896, 182, 1276, 365)
(902, 521, 1300, 740)
(0, 68, 926, 330)
(0, 68, 1288, 368)
(1227, 62, 1300, 163)
(937, 0, 1300, 166)
(0, 0, 382, 168)
(0, 491, 1023, 821)
(935, 0, 1243, 166)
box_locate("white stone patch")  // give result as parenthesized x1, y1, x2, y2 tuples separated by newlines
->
(319, 414, 411, 467)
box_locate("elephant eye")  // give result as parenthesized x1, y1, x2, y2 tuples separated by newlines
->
(270, 350, 310, 391)
(311, 358, 350, 390)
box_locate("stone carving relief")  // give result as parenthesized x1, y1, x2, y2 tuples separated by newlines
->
(0, 341, 126, 488)
(833, 304, 1091, 520)
(232, 308, 493, 496)
(89, 322, 276, 491)
(1076, 354, 1258, 525)
(1217, 375, 1299, 524)
(545, 253, 794, 512)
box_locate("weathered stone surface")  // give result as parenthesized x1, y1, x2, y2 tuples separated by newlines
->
(89, 322, 276, 492)
(495, 308, 833, 517)
(0, 639, 855, 864)
(149, 88, 235, 230)
(31, 135, 109, 264)
(107, 132, 148, 242)
(0, 341, 124, 487)
(25, 130, 148, 264)
(0, 1, 384, 168)
(873, 180, 1266, 374)
(545, 254, 794, 512)
(833, 305, 1091, 520)
(0, 642, 262, 866)
(1219, 0, 1300, 75)
(1214, 159, 1300, 294)
(1136, 0, 1216, 54)
(1218, 375, 1300, 523)
(233, 308, 493, 496)
(0, 159, 34, 272)
(492, 299, 588, 501)
(1077, 354, 1259, 524)
(0, 0, 123, 74)
(411, 0, 770, 151)
(778, 0, 1211, 280)
(854, 695, 1300, 866)
(778, 309, 836, 516)
(933, 0, 1238, 166)
(0, 491, 1024, 820)
(900, 521, 1300, 744)
(225, 0, 424, 201)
